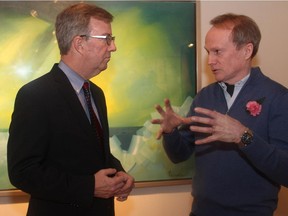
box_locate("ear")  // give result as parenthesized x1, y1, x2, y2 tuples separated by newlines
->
(71, 36, 85, 54)
(244, 42, 253, 60)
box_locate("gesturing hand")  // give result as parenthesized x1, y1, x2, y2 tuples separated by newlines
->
(151, 98, 193, 139)
(190, 107, 246, 145)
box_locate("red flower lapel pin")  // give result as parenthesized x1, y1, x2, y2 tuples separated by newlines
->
(246, 97, 265, 117)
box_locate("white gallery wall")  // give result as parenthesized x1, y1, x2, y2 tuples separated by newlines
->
(197, 0, 288, 89)
(1, 1, 288, 216)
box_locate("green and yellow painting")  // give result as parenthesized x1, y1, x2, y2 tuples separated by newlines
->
(0, 0, 196, 190)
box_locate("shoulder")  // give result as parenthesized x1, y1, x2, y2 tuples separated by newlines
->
(247, 67, 288, 112)
(196, 82, 222, 98)
(16, 64, 62, 98)
(249, 67, 288, 95)
(192, 82, 225, 110)
(250, 67, 287, 89)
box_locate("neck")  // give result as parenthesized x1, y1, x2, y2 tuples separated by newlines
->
(61, 56, 90, 80)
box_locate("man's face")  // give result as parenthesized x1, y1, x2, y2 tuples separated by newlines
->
(204, 26, 250, 84)
(82, 18, 116, 79)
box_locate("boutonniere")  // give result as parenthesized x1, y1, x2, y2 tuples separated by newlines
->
(246, 97, 265, 116)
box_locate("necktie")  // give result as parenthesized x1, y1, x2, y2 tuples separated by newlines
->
(82, 82, 104, 143)
(224, 83, 234, 97)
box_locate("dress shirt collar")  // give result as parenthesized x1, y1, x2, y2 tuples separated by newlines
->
(58, 61, 86, 94)
(218, 72, 251, 110)
(219, 73, 250, 92)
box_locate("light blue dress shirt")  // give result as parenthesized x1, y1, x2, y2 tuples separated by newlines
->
(58, 61, 101, 123)
(219, 73, 250, 109)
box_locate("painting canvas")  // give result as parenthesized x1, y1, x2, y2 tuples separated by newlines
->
(0, 0, 196, 191)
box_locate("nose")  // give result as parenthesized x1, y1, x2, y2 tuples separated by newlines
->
(207, 53, 215, 66)
(109, 40, 117, 52)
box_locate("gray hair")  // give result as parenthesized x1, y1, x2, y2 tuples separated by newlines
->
(55, 3, 113, 55)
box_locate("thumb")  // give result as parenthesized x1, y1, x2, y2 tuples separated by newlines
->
(103, 168, 117, 177)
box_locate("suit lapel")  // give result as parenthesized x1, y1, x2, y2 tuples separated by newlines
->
(50, 64, 92, 135)
(50, 64, 110, 163)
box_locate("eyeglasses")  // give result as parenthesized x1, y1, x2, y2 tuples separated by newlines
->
(80, 34, 115, 46)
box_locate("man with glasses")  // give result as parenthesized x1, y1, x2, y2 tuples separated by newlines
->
(7, 3, 134, 216)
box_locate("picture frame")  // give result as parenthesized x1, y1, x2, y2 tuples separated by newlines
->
(0, 0, 196, 194)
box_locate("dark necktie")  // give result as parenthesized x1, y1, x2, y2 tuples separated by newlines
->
(224, 82, 234, 97)
(82, 82, 104, 143)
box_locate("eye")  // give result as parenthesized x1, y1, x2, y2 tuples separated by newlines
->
(214, 49, 221, 55)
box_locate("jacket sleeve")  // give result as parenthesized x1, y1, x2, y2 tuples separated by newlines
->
(163, 128, 195, 164)
(162, 101, 197, 164)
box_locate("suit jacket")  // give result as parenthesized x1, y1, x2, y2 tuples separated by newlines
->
(8, 64, 124, 216)
(163, 67, 288, 216)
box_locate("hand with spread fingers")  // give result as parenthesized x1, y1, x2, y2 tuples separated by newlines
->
(190, 107, 246, 145)
(151, 98, 193, 139)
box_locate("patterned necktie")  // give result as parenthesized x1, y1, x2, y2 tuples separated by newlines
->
(224, 82, 234, 97)
(82, 82, 104, 143)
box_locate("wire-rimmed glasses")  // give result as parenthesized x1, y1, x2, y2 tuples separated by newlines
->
(80, 34, 115, 46)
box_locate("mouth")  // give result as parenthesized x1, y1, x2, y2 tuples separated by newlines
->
(211, 69, 217, 73)
(211, 68, 220, 73)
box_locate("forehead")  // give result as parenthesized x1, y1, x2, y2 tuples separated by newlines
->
(205, 26, 234, 49)
(88, 17, 112, 34)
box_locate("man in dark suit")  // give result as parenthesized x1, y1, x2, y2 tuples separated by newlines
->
(152, 13, 288, 216)
(7, 3, 134, 216)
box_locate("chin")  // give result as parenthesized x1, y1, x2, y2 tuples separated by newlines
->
(213, 74, 224, 82)
(100, 64, 108, 71)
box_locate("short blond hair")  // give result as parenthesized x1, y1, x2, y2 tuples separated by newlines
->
(210, 13, 261, 58)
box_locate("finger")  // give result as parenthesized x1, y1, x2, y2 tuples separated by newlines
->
(156, 128, 163, 140)
(115, 171, 132, 183)
(194, 135, 216, 145)
(120, 176, 134, 191)
(191, 116, 214, 126)
(181, 116, 194, 125)
(194, 107, 218, 118)
(151, 119, 162, 124)
(164, 98, 173, 112)
(116, 186, 130, 195)
(155, 104, 165, 117)
(190, 125, 213, 134)
(114, 181, 126, 191)
(113, 174, 128, 185)
(103, 168, 117, 177)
